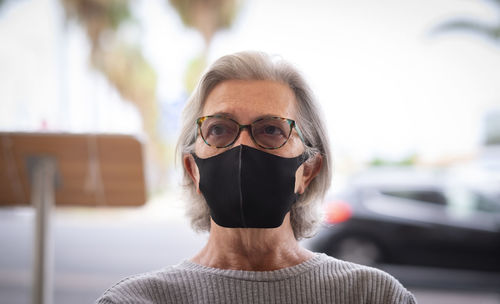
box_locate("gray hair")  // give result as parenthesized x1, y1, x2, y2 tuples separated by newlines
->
(175, 51, 332, 240)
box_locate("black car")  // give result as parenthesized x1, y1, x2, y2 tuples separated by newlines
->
(309, 169, 500, 272)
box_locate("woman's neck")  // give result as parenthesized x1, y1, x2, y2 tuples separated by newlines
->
(190, 214, 314, 271)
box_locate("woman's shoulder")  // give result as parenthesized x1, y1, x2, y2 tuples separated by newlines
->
(315, 253, 417, 303)
(315, 252, 395, 277)
(95, 265, 183, 304)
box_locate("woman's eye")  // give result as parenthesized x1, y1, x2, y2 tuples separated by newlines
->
(262, 125, 284, 136)
(207, 124, 231, 137)
(210, 125, 225, 135)
(264, 126, 279, 135)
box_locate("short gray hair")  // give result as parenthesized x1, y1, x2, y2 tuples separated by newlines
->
(176, 51, 332, 240)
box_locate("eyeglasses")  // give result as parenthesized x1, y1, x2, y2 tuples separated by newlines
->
(196, 115, 306, 149)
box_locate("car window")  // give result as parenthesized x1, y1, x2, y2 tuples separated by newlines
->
(446, 187, 500, 215)
(470, 192, 500, 213)
(380, 190, 447, 206)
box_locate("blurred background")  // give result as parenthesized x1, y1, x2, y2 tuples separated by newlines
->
(1, 0, 500, 303)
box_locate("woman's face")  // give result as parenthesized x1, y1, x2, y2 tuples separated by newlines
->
(185, 79, 321, 197)
(194, 79, 305, 159)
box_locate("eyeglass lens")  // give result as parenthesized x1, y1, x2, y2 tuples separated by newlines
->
(199, 117, 291, 148)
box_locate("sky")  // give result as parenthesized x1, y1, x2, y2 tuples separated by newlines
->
(1, 0, 500, 170)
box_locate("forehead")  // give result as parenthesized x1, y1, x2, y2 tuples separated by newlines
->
(202, 80, 298, 121)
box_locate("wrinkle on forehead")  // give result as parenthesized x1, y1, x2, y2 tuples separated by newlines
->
(202, 80, 298, 123)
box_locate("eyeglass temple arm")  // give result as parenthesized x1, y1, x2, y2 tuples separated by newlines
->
(293, 123, 307, 145)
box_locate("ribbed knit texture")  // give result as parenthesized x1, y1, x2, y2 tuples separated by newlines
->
(96, 253, 417, 304)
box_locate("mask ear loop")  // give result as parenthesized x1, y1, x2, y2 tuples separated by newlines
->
(298, 151, 310, 167)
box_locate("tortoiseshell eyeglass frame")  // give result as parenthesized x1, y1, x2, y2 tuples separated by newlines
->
(196, 115, 307, 150)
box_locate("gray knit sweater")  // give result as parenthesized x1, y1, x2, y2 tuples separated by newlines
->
(96, 253, 416, 304)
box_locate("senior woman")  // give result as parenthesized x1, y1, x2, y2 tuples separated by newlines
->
(97, 51, 417, 304)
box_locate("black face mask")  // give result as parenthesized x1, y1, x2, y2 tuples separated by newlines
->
(192, 145, 308, 228)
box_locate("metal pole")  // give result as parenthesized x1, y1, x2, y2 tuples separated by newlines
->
(31, 158, 56, 304)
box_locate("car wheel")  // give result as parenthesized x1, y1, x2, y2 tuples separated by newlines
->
(331, 236, 382, 266)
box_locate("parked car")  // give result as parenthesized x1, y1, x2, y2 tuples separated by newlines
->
(309, 169, 500, 272)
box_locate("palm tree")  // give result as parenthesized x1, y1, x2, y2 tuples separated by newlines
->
(434, 0, 500, 44)
(61, 0, 158, 140)
(169, 0, 241, 92)
(169, 0, 240, 46)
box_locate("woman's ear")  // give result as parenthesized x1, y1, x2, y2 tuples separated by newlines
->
(183, 154, 201, 193)
(295, 153, 323, 194)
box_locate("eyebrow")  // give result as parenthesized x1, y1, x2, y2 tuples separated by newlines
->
(207, 112, 281, 122)
(209, 112, 236, 119)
